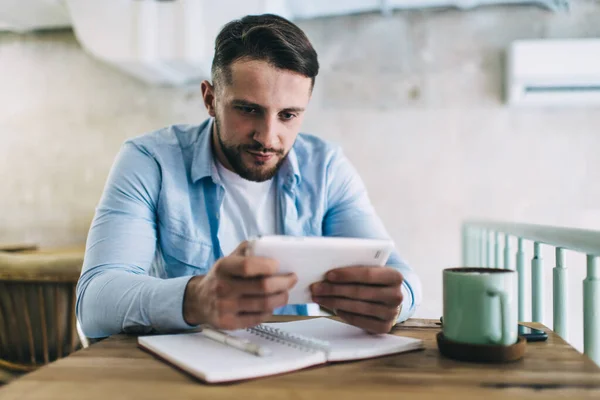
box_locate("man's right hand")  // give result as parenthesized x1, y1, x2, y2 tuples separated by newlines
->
(183, 242, 297, 329)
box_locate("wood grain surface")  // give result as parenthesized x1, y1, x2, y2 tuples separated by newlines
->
(1, 317, 599, 400)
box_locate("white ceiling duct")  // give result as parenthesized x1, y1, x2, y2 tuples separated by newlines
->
(0, 0, 71, 32)
(0, 0, 568, 33)
(393, 0, 568, 11)
(64, 0, 294, 86)
(291, 0, 568, 19)
(1, 0, 570, 85)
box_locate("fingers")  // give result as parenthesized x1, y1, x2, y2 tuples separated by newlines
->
(209, 289, 290, 329)
(215, 311, 273, 330)
(217, 273, 297, 297)
(335, 310, 395, 334)
(312, 296, 398, 321)
(311, 282, 403, 306)
(237, 291, 289, 313)
(216, 294, 287, 320)
(217, 255, 280, 278)
(325, 266, 404, 286)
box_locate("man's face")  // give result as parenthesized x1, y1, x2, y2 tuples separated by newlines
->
(203, 59, 312, 182)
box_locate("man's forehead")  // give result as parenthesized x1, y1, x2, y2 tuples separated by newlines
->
(223, 59, 312, 107)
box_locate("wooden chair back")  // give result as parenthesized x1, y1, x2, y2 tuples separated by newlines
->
(0, 251, 84, 372)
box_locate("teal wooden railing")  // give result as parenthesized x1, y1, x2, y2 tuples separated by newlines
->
(462, 221, 600, 366)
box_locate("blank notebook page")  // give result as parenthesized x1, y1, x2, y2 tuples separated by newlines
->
(262, 318, 424, 362)
(138, 328, 326, 383)
(138, 318, 423, 383)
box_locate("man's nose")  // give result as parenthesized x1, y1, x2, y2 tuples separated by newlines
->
(252, 115, 279, 150)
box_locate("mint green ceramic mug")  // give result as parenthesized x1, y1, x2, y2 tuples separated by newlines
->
(443, 267, 518, 346)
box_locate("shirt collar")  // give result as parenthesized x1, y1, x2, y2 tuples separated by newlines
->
(190, 119, 218, 184)
(190, 118, 301, 187)
(279, 143, 301, 189)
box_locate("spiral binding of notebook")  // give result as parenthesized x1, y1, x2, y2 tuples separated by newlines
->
(247, 324, 331, 354)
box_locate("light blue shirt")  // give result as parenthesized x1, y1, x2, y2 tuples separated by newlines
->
(76, 118, 422, 338)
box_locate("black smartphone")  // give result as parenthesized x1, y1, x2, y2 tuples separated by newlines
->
(518, 324, 548, 342)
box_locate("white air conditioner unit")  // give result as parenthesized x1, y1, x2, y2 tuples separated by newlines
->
(506, 39, 600, 107)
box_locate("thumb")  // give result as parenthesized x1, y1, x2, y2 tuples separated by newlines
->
(230, 241, 249, 257)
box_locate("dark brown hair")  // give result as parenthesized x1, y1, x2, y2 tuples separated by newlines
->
(211, 14, 319, 89)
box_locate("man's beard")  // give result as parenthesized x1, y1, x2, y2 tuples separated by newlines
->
(214, 116, 287, 182)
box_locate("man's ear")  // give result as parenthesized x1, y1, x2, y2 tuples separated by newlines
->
(201, 80, 216, 117)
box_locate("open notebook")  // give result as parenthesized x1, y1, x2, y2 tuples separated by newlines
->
(138, 318, 424, 383)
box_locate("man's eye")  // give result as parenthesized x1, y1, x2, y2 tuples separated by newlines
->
(237, 106, 257, 114)
(280, 112, 296, 121)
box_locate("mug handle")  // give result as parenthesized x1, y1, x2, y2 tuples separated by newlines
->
(486, 288, 510, 345)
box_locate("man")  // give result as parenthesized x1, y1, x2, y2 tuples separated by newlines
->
(76, 14, 421, 338)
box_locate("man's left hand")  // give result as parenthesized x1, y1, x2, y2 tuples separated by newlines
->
(310, 266, 403, 334)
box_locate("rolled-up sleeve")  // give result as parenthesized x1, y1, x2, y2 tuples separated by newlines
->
(76, 142, 194, 338)
(322, 147, 422, 322)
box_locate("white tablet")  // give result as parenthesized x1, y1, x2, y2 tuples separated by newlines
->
(247, 235, 395, 305)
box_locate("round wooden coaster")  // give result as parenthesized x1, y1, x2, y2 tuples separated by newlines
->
(436, 332, 526, 363)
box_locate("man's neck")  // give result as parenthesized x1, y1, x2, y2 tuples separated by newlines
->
(210, 122, 235, 173)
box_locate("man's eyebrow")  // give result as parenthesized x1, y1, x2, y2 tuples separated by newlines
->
(231, 99, 305, 113)
(231, 99, 264, 110)
(281, 106, 305, 113)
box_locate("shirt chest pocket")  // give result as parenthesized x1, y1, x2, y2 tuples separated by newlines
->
(159, 230, 214, 278)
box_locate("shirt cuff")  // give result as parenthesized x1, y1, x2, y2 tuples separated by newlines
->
(396, 281, 414, 323)
(149, 275, 198, 332)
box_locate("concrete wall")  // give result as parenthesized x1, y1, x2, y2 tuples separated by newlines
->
(2, 2, 600, 350)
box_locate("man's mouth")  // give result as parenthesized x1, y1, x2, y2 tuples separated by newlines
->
(246, 150, 275, 162)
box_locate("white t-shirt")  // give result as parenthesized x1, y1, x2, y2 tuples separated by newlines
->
(215, 161, 320, 316)
(216, 161, 278, 256)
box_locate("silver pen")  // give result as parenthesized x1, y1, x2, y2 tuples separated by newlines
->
(200, 326, 272, 357)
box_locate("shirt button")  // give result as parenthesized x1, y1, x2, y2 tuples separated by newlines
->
(216, 212, 220, 219)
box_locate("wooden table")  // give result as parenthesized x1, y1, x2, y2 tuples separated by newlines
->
(1, 317, 599, 399)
